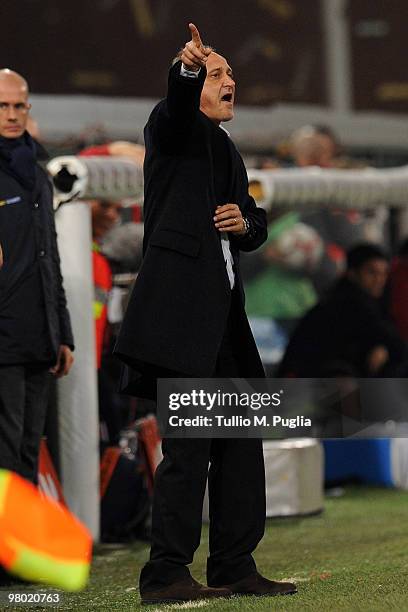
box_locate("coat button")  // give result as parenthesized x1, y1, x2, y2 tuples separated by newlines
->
(34, 202, 39, 209)
(39, 250, 45, 257)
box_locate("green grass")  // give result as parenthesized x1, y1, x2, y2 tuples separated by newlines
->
(4, 486, 408, 611)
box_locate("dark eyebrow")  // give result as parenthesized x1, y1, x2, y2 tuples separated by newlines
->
(0, 101, 27, 106)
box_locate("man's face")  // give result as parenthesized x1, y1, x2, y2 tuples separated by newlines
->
(90, 200, 122, 240)
(0, 79, 30, 139)
(200, 52, 235, 125)
(294, 134, 336, 168)
(352, 258, 389, 298)
(316, 134, 336, 168)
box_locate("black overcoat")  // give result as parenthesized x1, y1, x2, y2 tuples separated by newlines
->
(0, 139, 74, 364)
(114, 62, 267, 390)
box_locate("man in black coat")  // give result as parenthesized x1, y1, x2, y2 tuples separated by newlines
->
(0, 69, 74, 484)
(279, 243, 407, 378)
(115, 24, 296, 604)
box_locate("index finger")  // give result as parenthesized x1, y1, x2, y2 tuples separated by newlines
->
(189, 22, 203, 48)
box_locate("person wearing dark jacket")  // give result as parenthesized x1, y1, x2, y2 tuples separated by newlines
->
(390, 238, 408, 343)
(0, 69, 74, 484)
(279, 243, 407, 378)
(114, 23, 296, 605)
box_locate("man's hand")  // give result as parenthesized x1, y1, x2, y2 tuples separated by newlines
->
(49, 345, 74, 378)
(214, 204, 246, 235)
(180, 23, 211, 72)
(367, 345, 389, 374)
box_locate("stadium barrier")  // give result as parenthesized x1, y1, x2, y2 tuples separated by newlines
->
(247, 165, 408, 210)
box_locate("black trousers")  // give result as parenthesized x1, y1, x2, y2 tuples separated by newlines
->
(140, 291, 266, 593)
(0, 364, 51, 484)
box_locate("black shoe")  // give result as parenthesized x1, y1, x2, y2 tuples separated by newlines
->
(220, 571, 297, 597)
(141, 576, 232, 605)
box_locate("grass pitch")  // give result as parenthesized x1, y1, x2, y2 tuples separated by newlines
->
(5, 486, 408, 611)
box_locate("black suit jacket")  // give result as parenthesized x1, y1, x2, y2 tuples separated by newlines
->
(115, 62, 267, 388)
(0, 137, 74, 364)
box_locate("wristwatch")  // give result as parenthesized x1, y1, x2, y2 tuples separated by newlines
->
(242, 217, 250, 235)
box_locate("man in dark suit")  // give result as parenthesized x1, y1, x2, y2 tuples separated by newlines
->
(115, 24, 296, 604)
(0, 69, 74, 485)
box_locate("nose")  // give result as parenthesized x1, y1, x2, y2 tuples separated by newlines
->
(6, 106, 17, 121)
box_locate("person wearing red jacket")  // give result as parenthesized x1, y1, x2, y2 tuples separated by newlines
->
(89, 199, 121, 367)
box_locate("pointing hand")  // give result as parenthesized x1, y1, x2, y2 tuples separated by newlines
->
(180, 23, 212, 72)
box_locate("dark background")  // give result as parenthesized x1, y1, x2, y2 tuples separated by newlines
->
(349, 1, 408, 113)
(2, 0, 326, 105)
(2, 0, 408, 113)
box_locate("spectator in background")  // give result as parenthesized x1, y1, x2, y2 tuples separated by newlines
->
(88, 198, 123, 443)
(79, 142, 144, 367)
(80, 155, 129, 444)
(79, 143, 144, 443)
(244, 125, 364, 337)
(244, 211, 320, 333)
(290, 124, 366, 294)
(279, 244, 407, 378)
(89, 198, 122, 367)
(290, 124, 339, 169)
(244, 125, 341, 335)
(0, 69, 74, 484)
(390, 238, 408, 342)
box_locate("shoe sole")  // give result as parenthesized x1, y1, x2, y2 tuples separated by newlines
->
(231, 588, 298, 597)
(142, 595, 232, 605)
(142, 599, 190, 605)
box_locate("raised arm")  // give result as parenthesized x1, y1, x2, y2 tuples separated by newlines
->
(152, 24, 211, 144)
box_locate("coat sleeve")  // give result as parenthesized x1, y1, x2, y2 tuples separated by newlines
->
(231, 194, 268, 252)
(230, 154, 268, 252)
(54, 241, 75, 349)
(151, 60, 206, 147)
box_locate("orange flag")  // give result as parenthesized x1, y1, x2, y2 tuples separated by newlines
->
(0, 469, 92, 591)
